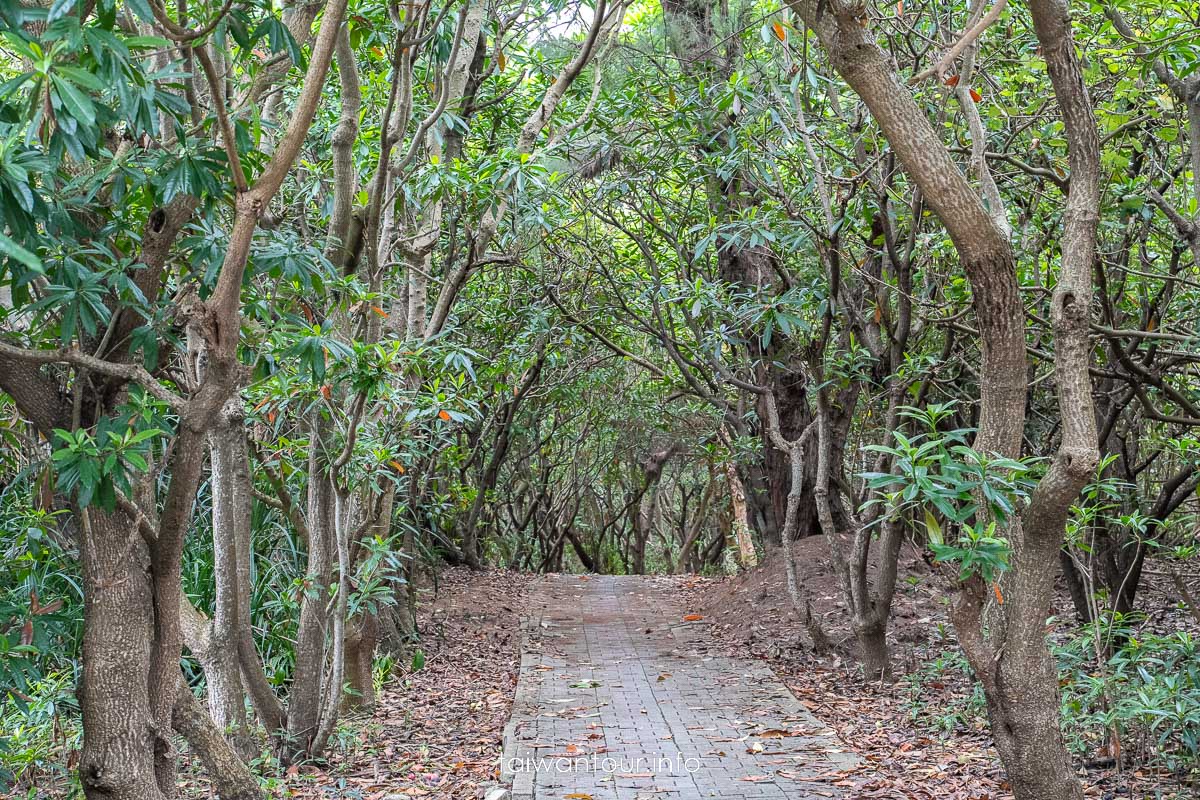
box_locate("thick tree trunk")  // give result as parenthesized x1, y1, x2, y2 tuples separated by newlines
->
(855, 619, 890, 683)
(756, 350, 819, 546)
(953, 566, 1083, 800)
(78, 509, 164, 800)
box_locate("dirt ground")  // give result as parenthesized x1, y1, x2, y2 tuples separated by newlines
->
(276, 546, 1190, 799)
(674, 536, 1188, 800)
(289, 568, 532, 799)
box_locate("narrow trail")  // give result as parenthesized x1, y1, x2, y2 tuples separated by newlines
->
(502, 575, 858, 799)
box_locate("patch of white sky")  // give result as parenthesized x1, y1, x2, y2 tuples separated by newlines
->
(535, 0, 656, 39)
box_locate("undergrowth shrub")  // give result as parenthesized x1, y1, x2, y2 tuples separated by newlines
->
(908, 615, 1200, 779)
(1058, 613, 1200, 776)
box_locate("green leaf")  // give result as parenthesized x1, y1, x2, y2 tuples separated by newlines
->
(46, 0, 77, 22)
(124, 0, 155, 22)
(0, 233, 41, 272)
(924, 508, 943, 546)
(51, 74, 96, 127)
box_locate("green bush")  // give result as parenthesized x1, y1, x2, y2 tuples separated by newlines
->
(1058, 613, 1200, 775)
(0, 670, 81, 796)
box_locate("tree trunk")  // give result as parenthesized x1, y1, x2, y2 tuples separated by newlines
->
(286, 446, 336, 761)
(342, 612, 378, 712)
(207, 404, 254, 757)
(674, 477, 715, 573)
(724, 458, 758, 568)
(173, 682, 263, 800)
(855, 619, 890, 683)
(78, 509, 164, 800)
(786, 0, 1096, 793)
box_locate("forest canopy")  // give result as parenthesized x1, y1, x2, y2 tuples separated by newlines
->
(0, 0, 1198, 797)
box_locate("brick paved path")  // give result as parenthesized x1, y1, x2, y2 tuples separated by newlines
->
(502, 575, 858, 799)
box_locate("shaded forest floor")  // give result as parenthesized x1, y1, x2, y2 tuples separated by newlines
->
(680, 537, 1189, 800)
(215, 569, 530, 799)
(191, 553, 1190, 799)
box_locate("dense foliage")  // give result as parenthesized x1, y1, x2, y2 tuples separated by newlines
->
(0, 0, 1198, 796)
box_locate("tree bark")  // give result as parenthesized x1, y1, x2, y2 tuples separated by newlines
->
(206, 402, 255, 757)
(172, 681, 263, 800)
(78, 509, 164, 800)
(786, 0, 1095, 791)
(286, 447, 336, 761)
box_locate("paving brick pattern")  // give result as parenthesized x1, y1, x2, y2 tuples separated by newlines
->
(502, 575, 858, 799)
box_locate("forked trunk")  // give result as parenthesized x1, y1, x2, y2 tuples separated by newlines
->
(855, 619, 890, 683)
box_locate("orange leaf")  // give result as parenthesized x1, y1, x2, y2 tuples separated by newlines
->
(993, 583, 1004, 605)
(438, 409, 451, 421)
(370, 305, 388, 317)
(267, 410, 277, 424)
(35, 599, 62, 616)
(969, 87, 983, 103)
(944, 74, 960, 87)
(683, 614, 703, 621)
(388, 460, 406, 474)
(320, 385, 332, 401)
(873, 303, 882, 324)
(772, 22, 786, 42)
(498, 50, 506, 72)
(896, 0, 903, 16)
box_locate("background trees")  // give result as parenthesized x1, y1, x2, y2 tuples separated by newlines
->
(1, 0, 1199, 797)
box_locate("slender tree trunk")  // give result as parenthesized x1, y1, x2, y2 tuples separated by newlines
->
(286, 441, 336, 761)
(343, 482, 394, 711)
(207, 403, 254, 757)
(724, 459, 757, 568)
(172, 682, 263, 800)
(674, 477, 715, 573)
